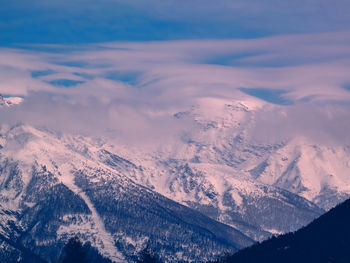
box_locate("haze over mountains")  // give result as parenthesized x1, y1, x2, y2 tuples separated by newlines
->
(0, 94, 349, 261)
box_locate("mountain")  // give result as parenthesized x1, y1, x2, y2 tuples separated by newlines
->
(0, 97, 349, 261)
(136, 160, 323, 241)
(217, 197, 350, 263)
(156, 98, 350, 211)
(111, 98, 350, 239)
(0, 95, 23, 107)
(0, 124, 252, 262)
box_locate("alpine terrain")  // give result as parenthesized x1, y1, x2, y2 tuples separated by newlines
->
(0, 95, 349, 262)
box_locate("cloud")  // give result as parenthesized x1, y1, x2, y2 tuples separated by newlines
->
(250, 102, 350, 145)
(1, 32, 350, 146)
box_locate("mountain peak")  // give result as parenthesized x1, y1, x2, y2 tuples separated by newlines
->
(0, 94, 23, 107)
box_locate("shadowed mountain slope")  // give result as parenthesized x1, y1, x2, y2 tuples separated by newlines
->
(217, 197, 350, 263)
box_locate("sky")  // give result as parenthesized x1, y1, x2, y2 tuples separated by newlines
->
(1, 0, 350, 146)
(2, 0, 350, 44)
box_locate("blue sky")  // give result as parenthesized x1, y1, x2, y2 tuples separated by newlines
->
(1, 0, 350, 45)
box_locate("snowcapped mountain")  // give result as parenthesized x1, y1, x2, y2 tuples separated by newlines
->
(0, 95, 23, 107)
(0, 96, 349, 261)
(252, 137, 350, 210)
(141, 97, 350, 211)
(107, 97, 349, 238)
(0, 124, 252, 262)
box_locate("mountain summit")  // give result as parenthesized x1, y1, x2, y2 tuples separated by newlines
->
(0, 94, 23, 107)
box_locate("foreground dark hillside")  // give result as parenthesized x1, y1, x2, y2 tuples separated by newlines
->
(217, 198, 350, 263)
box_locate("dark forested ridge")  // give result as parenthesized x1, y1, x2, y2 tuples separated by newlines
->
(215, 198, 350, 263)
(2, 197, 350, 262)
(16, 236, 161, 263)
(57, 236, 113, 263)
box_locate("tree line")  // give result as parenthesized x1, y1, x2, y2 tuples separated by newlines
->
(58, 236, 160, 263)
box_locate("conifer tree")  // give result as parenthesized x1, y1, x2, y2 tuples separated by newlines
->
(59, 236, 89, 263)
(136, 244, 160, 263)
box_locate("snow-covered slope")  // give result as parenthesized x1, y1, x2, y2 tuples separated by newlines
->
(105, 97, 349, 238)
(0, 96, 348, 260)
(253, 137, 350, 209)
(0, 94, 23, 107)
(0, 124, 252, 262)
(143, 98, 350, 211)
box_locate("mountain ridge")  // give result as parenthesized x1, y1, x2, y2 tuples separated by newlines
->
(217, 197, 350, 263)
(0, 98, 349, 261)
(0, 124, 252, 262)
